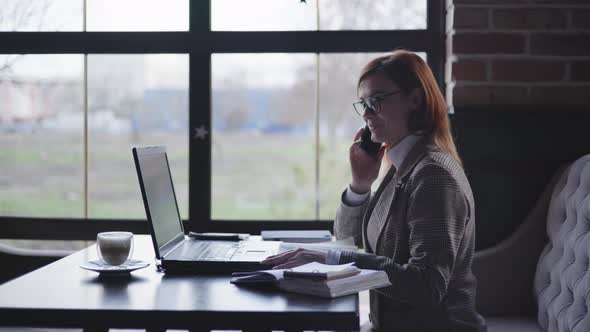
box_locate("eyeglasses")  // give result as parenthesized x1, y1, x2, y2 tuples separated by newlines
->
(352, 90, 401, 117)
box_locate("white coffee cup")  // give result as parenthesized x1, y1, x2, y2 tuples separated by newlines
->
(96, 232, 134, 266)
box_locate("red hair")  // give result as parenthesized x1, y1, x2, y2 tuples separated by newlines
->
(358, 50, 462, 166)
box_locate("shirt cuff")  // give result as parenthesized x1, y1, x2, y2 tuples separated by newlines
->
(343, 185, 370, 206)
(326, 249, 342, 265)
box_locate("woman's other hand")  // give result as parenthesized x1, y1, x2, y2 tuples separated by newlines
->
(350, 127, 385, 193)
(261, 248, 327, 269)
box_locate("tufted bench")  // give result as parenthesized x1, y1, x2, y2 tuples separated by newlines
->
(472, 155, 590, 332)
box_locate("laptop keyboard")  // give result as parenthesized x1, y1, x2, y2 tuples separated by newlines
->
(188, 241, 239, 261)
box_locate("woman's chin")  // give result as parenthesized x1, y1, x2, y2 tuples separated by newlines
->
(370, 133, 384, 144)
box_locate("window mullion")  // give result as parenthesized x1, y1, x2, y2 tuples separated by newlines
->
(83, 54, 88, 220)
(191, 1, 210, 32)
(426, 0, 445, 91)
(315, 0, 321, 220)
(189, 53, 212, 231)
(315, 53, 320, 220)
(83, 0, 88, 220)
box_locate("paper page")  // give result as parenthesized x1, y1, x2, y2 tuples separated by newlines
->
(230, 268, 286, 285)
(254, 268, 286, 279)
(289, 262, 355, 273)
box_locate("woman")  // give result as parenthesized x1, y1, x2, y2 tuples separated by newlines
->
(262, 50, 486, 332)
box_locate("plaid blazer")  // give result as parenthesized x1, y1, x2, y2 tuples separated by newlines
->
(335, 136, 486, 332)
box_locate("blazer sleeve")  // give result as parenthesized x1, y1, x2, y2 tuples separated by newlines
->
(338, 163, 469, 307)
(334, 189, 370, 248)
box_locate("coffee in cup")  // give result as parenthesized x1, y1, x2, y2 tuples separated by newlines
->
(97, 231, 134, 266)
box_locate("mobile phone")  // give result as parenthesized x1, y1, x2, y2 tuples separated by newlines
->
(359, 125, 381, 159)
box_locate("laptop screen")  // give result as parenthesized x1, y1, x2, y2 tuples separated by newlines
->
(136, 148, 183, 249)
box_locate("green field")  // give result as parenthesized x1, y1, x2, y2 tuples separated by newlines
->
(1, 131, 353, 221)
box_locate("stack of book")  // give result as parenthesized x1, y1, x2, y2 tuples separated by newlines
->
(230, 262, 390, 298)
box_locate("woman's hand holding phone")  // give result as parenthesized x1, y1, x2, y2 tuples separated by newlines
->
(349, 126, 384, 194)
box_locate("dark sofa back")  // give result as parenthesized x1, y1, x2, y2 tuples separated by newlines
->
(451, 109, 590, 250)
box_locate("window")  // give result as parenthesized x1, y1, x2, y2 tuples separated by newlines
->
(210, 52, 426, 221)
(211, 53, 317, 220)
(0, 54, 84, 218)
(0, 0, 445, 239)
(86, 0, 188, 31)
(211, 0, 427, 31)
(0, 0, 83, 31)
(87, 54, 188, 219)
(0, 54, 189, 220)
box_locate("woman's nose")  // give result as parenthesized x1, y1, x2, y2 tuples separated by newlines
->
(363, 110, 375, 122)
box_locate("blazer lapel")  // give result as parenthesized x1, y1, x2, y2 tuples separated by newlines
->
(370, 136, 436, 252)
(366, 166, 398, 252)
(364, 165, 396, 252)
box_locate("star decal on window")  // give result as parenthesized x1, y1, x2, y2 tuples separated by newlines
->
(194, 125, 209, 140)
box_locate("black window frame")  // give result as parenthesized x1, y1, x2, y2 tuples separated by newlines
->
(0, 1, 445, 240)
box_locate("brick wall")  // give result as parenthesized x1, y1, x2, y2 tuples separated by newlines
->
(446, 0, 590, 111)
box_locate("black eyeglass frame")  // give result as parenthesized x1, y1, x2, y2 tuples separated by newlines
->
(352, 90, 402, 117)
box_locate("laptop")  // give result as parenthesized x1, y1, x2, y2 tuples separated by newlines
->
(132, 145, 280, 273)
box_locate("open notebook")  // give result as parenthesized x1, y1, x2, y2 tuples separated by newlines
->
(230, 262, 391, 298)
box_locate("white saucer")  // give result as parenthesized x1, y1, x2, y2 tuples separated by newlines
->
(80, 259, 150, 275)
